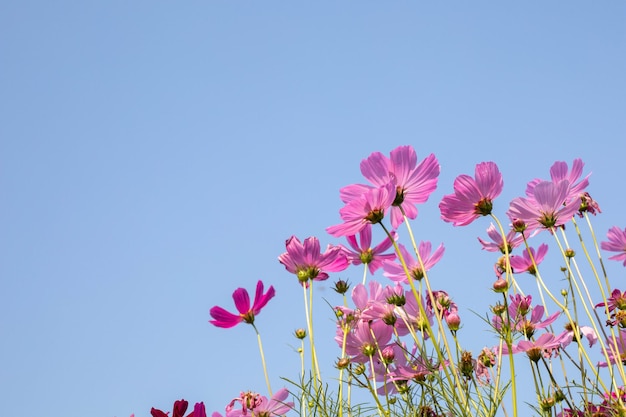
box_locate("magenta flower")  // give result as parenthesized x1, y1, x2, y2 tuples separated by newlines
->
(151, 399, 196, 417)
(509, 244, 548, 275)
(601, 226, 626, 266)
(225, 388, 293, 417)
(339, 146, 440, 229)
(341, 224, 397, 274)
(439, 161, 504, 226)
(477, 223, 525, 254)
(209, 280, 275, 328)
(278, 235, 348, 286)
(507, 180, 580, 233)
(327, 183, 397, 237)
(382, 242, 445, 284)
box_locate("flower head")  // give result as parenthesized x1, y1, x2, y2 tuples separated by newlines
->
(209, 280, 275, 328)
(509, 244, 549, 275)
(339, 146, 440, 229)
(382, 242, 444, 284)
(507, 180, 580, 233)
(478, 223, 525, 254)
(341, 224, 397, 274)
(226, 388, 293, 417)
(439, 161, 503, 226)
(327, 183, 397, 237)
(278, 236, 348, 286)
(526, 158, 590, 202)
(601, 226, 626, 266)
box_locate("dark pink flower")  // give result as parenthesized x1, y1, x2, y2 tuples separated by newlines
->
(507, 180, 580, 232)
(341, 224, 397, 274)
(278, 235, 348, 286)
(439, 161, 503, 226)
(509, 244, 549, 275)
(209, 280, 275, 328)
(601, 226, 626, 266)
(327, 183, 397, 237)
(151, 400, 194, 417)
(382, 242, 444, 284)
(340, 146, 440, 229)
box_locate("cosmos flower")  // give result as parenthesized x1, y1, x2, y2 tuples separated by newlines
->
(151, 399, 199, 417)
(278, 235, 348, 286)
(209, 280, 275, 328)
(477, 223, 526, 254)
(339, 146, 440, 229)
(341, 224, 397, 274)
(439, 161, 504, 226)
(509, 244, 549, 275)
(327, 183, 397, 237)
(507, 180, 580, 233)
(342, 319, 393, 364)
(601, 226, 626, 266)
(225, 389, 294, 417)
(382, 242, 445, 284)
(525, 158, 590, 203)
(598, 330, 626, 367)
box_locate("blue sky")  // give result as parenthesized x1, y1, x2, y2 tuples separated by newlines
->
(1, 2, 625, 416)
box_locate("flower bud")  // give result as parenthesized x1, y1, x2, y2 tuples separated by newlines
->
(446, 312, 461, 332)
(492, 278, 508, 293)
(491, 303, 506, 316)
(294, 328, 307, 339)
(336, 357, 350, 369)
(333, 279, 350, 295)
(565, 248, 575, 258)
(512, 219, 527, 233)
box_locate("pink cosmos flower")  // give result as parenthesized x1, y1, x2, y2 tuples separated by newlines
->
(339, 146, 440, 229)
(505, 332, 569, 362)
(225, 388, 293, 417)
(601, 226, 626, 266)
(507, 180, 580, 233)
(477, 223, 525, 254)
(341, 224, 397, 274)
(562, 323, 598, 348)
(382, 242, 445, 284)
(209, 280, 275, 328)
(525, 158, 590, 203)
(327, 183, 397, 237)
(598, 330, 626, 367)
(278, 235, 348, 286)
(439, 161, 504, 226)
(342, 319, 393, 364)
(509, 244, 548, 275)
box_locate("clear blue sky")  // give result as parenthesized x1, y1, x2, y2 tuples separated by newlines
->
(1, 2, 625, 416)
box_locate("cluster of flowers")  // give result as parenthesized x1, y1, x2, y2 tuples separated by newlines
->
(150, 145, 626, 417)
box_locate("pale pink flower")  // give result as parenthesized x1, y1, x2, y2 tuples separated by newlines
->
(504, 332, 569, 362)
(382, 242, 444, 284)
(342, 320, 393, 364)
(341, 224, 397, 274)
(340, 146, 440, 229)
(439, 161, 503, 226)
(598, 330, 626, 367)
(226, 389, 293, 417)
(525, 158, 590, 202)
(509, 244, 549, 275)
(327, 183, 397, 237)
(601, 226, 626, 266)
(507, 180, 580, 232)
(209, 280, 275, 329)
(278, 236, 348, 286)
(478, 223, 525, 254)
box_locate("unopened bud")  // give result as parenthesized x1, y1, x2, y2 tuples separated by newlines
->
(492, 278, 508, 293)
(333, 279, 350, 295)
(294, 328, 307, 339)
(565, 248, 575, 258)
(446, 312, 461, 332)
